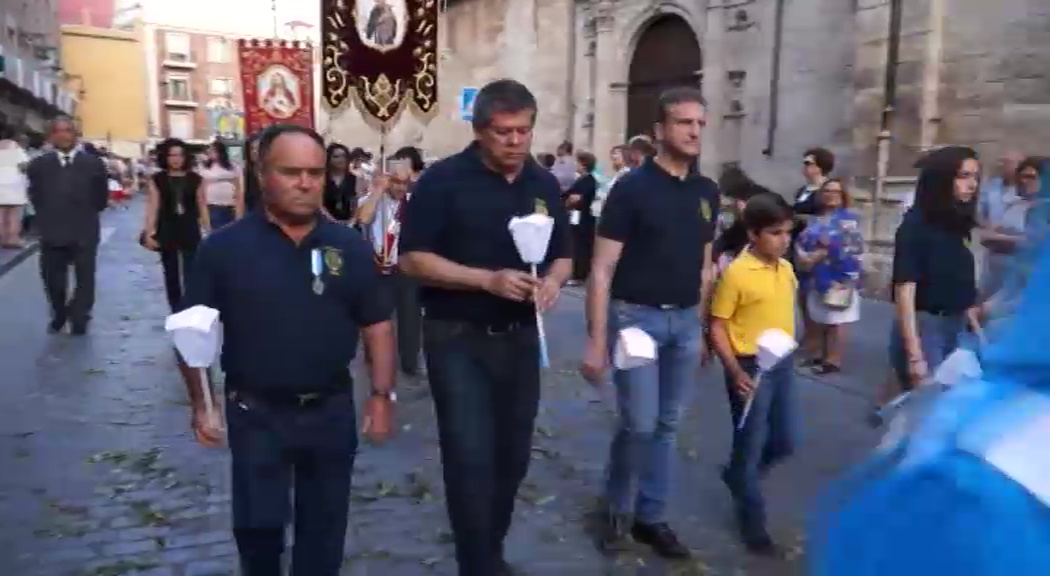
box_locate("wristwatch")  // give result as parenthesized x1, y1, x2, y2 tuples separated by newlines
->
(371, 389, 398, 402)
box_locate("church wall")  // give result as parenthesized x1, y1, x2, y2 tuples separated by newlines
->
(322, 0, 575, 160)
(702, 0, 856, 191)
(937, 0, 1050, 163)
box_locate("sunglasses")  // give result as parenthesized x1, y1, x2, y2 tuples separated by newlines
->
(803, 159, 816, 167)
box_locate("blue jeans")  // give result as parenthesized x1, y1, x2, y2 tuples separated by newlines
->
(422, 318, 540, 576)
(605, 301, 702, 524)
(723, 355, 798, 539)
(208, 204, 236, 229)
(889, 312, 966, 389)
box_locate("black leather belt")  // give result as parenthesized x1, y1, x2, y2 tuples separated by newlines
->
(426, 317, 534, 336)
(228, 388, 349, 409)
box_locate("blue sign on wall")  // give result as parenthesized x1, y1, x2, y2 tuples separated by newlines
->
(459, 87, 479, 121)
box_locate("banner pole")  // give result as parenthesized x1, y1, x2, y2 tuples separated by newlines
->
(379, 124, 388, 170)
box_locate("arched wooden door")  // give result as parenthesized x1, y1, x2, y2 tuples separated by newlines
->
(626, 15, 702, 141)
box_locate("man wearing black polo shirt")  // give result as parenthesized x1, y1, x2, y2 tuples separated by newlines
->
(399, 79, 572, 576)
(582, 87, 719, 558)
(178, 124, 397, 576)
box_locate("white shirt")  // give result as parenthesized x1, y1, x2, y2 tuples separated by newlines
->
(358, 192, 404, 264)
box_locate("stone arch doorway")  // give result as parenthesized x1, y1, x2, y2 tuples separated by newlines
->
(626, 15, 702, 141)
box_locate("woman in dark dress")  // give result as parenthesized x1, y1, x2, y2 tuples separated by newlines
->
(242, 133, 262, 212)
(323, 143, 357, 223)
(142, 138, 210, 312)
(564, 150, 598, 283)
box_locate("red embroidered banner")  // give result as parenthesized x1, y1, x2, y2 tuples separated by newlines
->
(321, 0, 438, 129)
(238, 39, 316, 136)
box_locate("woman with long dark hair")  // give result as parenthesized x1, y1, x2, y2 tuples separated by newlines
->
(142, 138, 210, 312)
(323, 143, 357, 223)
(888, 146, 982, 394)
(200, 140, 243, 228)
(242, 133, 262, 212)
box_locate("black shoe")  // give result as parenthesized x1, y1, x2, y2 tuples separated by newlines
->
(48, 317, 66, 334)
(496, 558, 518, 576)
(599, 512, 632, 553)
(631, 522, 691, 559)
(70, 322, 88, 336)
(743, 532, 783, 557)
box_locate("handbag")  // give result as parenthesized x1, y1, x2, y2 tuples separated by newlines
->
(822, 281, 856, 310)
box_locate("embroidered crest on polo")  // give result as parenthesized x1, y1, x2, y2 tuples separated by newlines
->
(533, 198, 548, 216)
(323, 248, 343, 276)
(700, 199, 712, 222)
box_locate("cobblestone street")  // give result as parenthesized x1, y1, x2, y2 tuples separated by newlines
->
(0, 201, 885, 575)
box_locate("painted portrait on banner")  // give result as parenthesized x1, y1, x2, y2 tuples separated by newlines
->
(257, 66, 301, 120)
(355, 0, 408, 52)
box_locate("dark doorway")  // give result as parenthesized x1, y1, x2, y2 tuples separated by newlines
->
(626, 15, 702, 141)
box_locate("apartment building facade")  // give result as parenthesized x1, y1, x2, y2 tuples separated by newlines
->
(142, 24, 245, 145)
(0, 0, 76, 136)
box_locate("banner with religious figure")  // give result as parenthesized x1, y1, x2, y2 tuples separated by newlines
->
(321, 0, 438, 129)
(238, 39, 316, 136)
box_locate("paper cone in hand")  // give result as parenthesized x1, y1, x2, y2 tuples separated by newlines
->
(508, 214, 555, 264)
(756, 328, 797, 371)
(165, 305, 223, 368)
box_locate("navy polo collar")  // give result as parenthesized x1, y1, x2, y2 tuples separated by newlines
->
(461, 141, 542, 183)
(641, 156, 701, 183)
(246, 206, 329, 247)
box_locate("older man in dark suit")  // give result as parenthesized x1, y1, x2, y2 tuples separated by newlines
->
(26, 117, 109, 335)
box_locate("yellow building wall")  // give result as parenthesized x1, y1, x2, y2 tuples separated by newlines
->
(60, 25, 148, 149)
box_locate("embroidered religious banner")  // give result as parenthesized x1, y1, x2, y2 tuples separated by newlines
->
(238, 39, 316, 136)
(321, 0, 438, 129)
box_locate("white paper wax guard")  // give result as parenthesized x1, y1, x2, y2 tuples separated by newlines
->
(508, 214, 555, 264)
(756, 328, 797, 371)
(165, 305, 223, 368)
(932, 348, 982, 387)
(613, 327, 657, 370)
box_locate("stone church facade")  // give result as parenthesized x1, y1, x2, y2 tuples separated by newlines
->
(324, 0, 1050, 217)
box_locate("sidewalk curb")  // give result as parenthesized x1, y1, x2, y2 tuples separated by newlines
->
(0, 241, 40, 279)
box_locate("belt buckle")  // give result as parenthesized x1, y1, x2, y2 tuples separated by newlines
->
(485, 322, 517, 336)
(659, 304, 676, 311)
(296, 392, 320, 407)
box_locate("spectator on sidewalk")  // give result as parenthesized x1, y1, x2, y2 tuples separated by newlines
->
(26, 117, 110, 335)
(551, 140, 577, 192)
(0, 128, 29, 248)
(200, 140, 244, 229)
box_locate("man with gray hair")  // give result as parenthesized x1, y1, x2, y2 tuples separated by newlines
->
(26, 116, 109, 335)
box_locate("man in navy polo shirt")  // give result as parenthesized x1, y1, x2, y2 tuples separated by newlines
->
(582, 87, 720, 558)
(177, 124, 397, 576)
(399, 79, 572, 576)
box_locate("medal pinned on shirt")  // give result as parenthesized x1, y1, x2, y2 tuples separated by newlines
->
(310, 248, 325, 295)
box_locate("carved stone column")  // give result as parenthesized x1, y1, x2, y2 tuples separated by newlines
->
(591, 0, 622, 170)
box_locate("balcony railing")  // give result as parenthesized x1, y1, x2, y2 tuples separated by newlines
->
(163, 53, 196, 68)
(164, 91, 198, 107)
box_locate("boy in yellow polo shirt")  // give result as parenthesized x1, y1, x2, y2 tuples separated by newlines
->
(710, 192, 798, 555)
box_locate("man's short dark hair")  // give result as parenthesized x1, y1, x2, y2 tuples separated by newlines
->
(392, 146, 425, 173)
(557, 141, 573, 155)
(803, 147, 835, 175)
(536, 152, 556, 169)
(471, 79, 537, 131)
(257, 124, 325, 167)
(1017, 156, 1044, 176)
(628, 134, 657, 157)
(656, 86, 706, 124)
(575, 150, 597, 173)
(742, 192, 794, 232)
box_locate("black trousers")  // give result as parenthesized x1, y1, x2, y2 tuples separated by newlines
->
(376, 271, 422, 374)
(227, 388, 358, 576)
(571, 222, 595, 282)
(159, 243, 198, 313)
(39, 242, 98, 325)
(422, 318, 541, 576)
